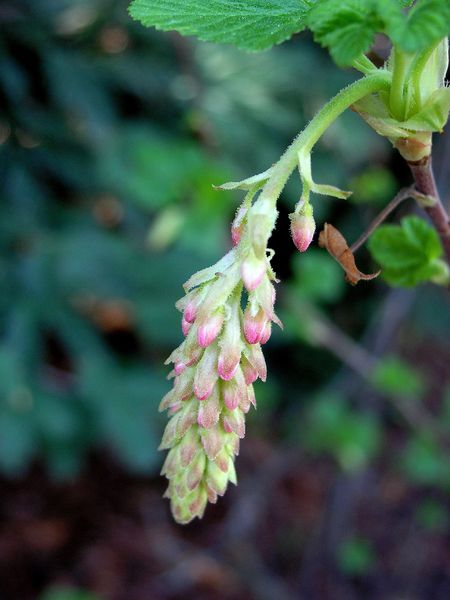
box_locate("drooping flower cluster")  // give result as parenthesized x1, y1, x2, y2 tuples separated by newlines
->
(159, 189, 281, 524)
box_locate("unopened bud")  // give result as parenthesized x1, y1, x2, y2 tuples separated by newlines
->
(231, 201, 249, 246)
(217, 300, 242, 380)
(217, 350, 240, 381)
(243, 305, 267, 344)
(193, 344, 219, 400)
(181, 316, 192, 336)
(174, 361, 186, 376)
(241, 251, 267, 292)
(222, 379, 241, 410)
(244, 344, 267, 382)
(183, 287, 207, 323)
(241, 357, 258, 385)
(222, 408, 245, 439)
(197, 310, 224, 348)
(197, 386, 221, 428)
(290, 204, 315, 252)
(259, 320, 272, 344)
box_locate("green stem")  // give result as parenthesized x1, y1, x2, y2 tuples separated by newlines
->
(258, 71, 392, 207)
(390, 47, 409, 120)
(352, 55, 378, 76)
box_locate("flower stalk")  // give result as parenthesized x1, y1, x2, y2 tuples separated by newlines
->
(160, 192, 280, 523)
(159, 37, 450, 524)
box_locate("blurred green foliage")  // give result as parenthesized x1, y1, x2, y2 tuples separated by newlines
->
(302, 393, 381, 471)
(0, 0, 449, 508)
(415, 499, 449, 532)
(337, 537, 376, 577)
(371, 356, 425, 398)
(40, 587, 101, 600)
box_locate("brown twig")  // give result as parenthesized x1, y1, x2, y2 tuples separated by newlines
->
(288, 298, 446, 439)
(349, 186, 415, 254)
(408, 155, 450, 264)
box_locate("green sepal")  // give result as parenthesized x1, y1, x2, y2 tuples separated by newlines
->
(214, 167, 273, 192)
(298, 150, 352, 203)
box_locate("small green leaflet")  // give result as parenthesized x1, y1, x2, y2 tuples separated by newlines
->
(128, 0, 314, 51)
(306, 1, 382, 66)
(384, 0, 450, 52)
(307, 0, 450, 66)
(368, 215, 445, 287)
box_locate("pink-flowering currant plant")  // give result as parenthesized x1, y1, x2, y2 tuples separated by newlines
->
(129, 0, 450, 522)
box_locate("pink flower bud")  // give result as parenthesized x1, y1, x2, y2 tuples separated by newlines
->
(167, 400, 182, 415)
(181, 317, 192, 336)
(217, 352, 240, 381)
(259, 321, 272, 344)
(161, 448, 178, 477)
(205, 461, 230, 496)
(159, 388, 176, 412)
(243, 305, 267, 344)
(222, 379, 241, 410)
(217, 298, 241, 380)
(184, 303, 197, 324)
(244, 344, 267, 382)
(231, 223, 244, 246)
(193, 344, 219, 401)
(241, 252, 266, 292)
(176, 400, 197, 437)
(200, 428, 224, 460)
(222, 409, 245, 439)
(173, 367, 194, 400)
(180, 440, 198, 467)
(231, 200, 249, 246)
(174, 361, 186, 376)
(290, 210, 316, 252)
(186, 452, 206, 490)
(205, 483, 218, 504)
(241, 355, 259, 385)
(188, 490, 208, 519)
(197, 387, 221, 429)
(197, 310, 224, 348)
(183, 288, 206, 323)
(247, 384, 257, 408)
(214, 448, 231, 473)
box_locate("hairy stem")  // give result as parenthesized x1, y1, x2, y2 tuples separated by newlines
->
(258, 71, 392, 208)
(352, 55, 378, 76)
(389, 47, 409, 120)
(408, 156, 450, 265)
(350, 186, 415, 253)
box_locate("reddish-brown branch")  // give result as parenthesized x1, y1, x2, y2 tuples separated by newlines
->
(349, 186, 415, 254)
(408, 156, 450, 264)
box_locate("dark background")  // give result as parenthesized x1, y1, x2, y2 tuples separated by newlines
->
(1, 1, 449, 599)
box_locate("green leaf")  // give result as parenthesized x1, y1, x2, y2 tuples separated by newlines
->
(307, 0, 381, 66)
(368, 215, 444, 287)
(371, 356, 426, 397)
(387, 0, 450, 53)
(129, 0, 313, 51)
(308, 0, 450, 65)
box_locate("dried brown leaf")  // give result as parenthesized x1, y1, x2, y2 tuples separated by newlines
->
(318, 223, 380, 285)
